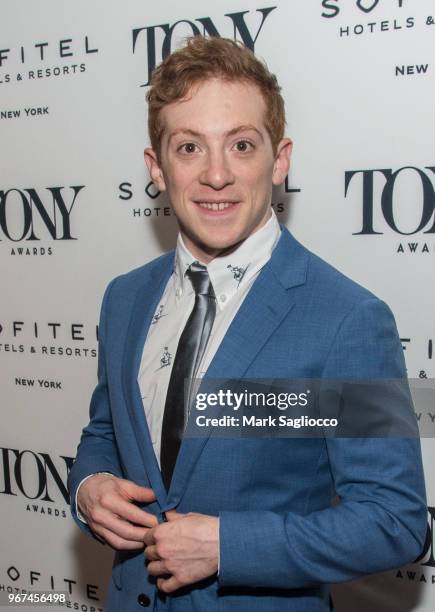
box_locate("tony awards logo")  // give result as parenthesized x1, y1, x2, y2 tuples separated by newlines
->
(132, 6, 277, 86)
(0, 185, 84, 255)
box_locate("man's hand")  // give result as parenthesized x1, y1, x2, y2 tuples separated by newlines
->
(144, 511, 219, 593)
(77, 474, 158, 550)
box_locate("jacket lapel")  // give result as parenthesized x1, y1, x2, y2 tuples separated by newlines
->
(121, 253, 174, 506)
(167, 228, 309, 504)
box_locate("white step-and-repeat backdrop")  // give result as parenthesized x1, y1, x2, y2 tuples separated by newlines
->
(1, 1, 434, 610)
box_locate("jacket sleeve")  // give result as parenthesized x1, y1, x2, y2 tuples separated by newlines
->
(67, 278, 124, 539)
(218, 298, 427, 588)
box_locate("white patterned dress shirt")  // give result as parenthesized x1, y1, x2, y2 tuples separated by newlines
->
(76, 210, 281, 519)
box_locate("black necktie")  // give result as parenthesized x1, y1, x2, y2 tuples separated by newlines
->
(160, 262, 216, 491)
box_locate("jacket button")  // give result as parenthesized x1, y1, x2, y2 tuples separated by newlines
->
(137, 593, 150, 607)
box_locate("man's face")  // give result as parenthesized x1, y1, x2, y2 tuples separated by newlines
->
(145, 78, 292, 262)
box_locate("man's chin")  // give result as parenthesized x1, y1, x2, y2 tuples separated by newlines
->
(183, 235, 244, 261)
(201, 238, 247, 259)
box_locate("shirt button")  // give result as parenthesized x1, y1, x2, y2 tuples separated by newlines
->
(176, 288, 182, 298)
(220, 294, 227, 303)
(137, 593, 150, 607)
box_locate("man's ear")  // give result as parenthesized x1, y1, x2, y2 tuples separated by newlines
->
(144, 148, 167, 192)
(272, 138, 293, 186)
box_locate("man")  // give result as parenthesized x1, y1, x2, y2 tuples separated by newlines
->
(68, 36, 427, 611)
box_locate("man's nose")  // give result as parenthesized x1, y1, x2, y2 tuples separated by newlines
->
(199, 151, 235, 189)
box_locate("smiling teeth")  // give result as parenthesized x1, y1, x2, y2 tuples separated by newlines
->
(198, 202, 235, 210)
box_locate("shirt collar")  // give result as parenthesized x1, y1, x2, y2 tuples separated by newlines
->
(174, 209, 281, 310)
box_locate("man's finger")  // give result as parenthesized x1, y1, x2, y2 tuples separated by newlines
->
(122, 481, 156, 504)
(157, 575, 182, 593)
(96, 512, 150, 542)
(88, 506, 150, 541)
(144, 544, 159, 561)
(146, 560, 169, 576)
(96, 526, 146, 551)
(107, 496, 158, 528)
(143, 527, 157, 547)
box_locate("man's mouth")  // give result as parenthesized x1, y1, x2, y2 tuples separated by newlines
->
(194, 200, 239, 211)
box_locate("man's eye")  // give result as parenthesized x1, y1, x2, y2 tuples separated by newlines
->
(179, 143, 197, 154)
(234, 140, 254, 152)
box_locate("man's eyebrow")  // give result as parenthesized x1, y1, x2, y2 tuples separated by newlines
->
(225, 125, 265, 141)
(167, 128, 202, 144)
(167, 125, 265, 144)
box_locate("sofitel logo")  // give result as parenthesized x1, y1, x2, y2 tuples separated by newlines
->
(0, 186, 84, 242)
(0, 37, 98, 68)
(321, 0, 405, 18)
(345, 167, 435, 247)
(132, 6, 277, 86)
(0, 447, 73, 504)
(321, 0, 424, 38)
(0, 36, 98, 85)
(118, 175, 299, 218)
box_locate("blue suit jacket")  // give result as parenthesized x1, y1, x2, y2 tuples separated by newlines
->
(68, 227, 427, 612)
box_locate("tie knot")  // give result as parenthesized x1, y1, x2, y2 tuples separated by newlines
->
(187, 262, 214, 297)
